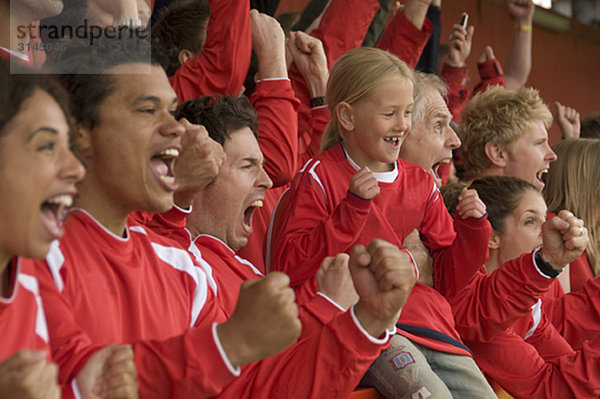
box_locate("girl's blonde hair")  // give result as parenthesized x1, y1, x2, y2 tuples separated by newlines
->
(544, 138, 600, 276)
(320, 47, 414, 153)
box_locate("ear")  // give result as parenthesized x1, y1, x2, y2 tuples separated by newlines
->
(488, 231, 501, 250)
(177, 49, 194, 66)
(73, 125, 94, 164)
(484, 141, 508, 168)
(334, 102, 355, 132)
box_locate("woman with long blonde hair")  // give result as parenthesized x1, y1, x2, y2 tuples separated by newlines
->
(544, 138, 600, 292)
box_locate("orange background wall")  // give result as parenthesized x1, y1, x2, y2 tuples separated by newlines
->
(276, 0, 600, 143)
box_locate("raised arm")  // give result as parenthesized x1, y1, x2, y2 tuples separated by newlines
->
(249, 10, 300, 187)
(504, 0, 535, 90)
(170, 0, 252, 100)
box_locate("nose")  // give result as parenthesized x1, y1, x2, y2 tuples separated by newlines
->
(398, 114, 411, 133)
(545, 144, 557, 162)
(61, 147, 86, 183)
(258, 165, 273, 190)
(159, 114, 186, 138)
(445, 127, 461, 150)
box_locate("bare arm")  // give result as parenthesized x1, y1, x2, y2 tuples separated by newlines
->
(504, 0, 535, 90)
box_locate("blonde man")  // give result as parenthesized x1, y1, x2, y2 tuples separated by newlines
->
(459, 85, 557, 190)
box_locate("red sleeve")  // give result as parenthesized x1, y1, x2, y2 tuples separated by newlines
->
(304, 106, 330, 161)
(468, 319, 600, 399)
(290, 66, 330, 163)
(169, 0, 251, 100)
(434, 214, 491, 300)
(452, 252, 557, 342)
(440, 63, 470, 123)
(418, 184, 491, 301)
(310, 0, 381, 69)
(250, 79, 301, 187)
(33, 258, 237, 398)
(472, 58, 506, 96)
(131, 206, 191, 246)
(568, 251, 594, 293)
(300, 293, 345, 328)
(376, 13, 432, 69)
(543, 274, 600, 349)
(271, 165, 372, 286)
(235, 308, 390, 398)
(133, 323, 238, 398)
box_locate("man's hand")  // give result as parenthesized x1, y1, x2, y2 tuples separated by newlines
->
(217, 272, 301, 367)
(446, 15, 475, 68)
(287, 31, 328, 98)
(349, 168, 380, 200)
(77, 344, 138, 399)
(541, 210, 589, 270)
(455, 188, 487, 219)
(350, 240, 417, 338)
(507, 0, 535, 27)
(251, 9, 287, 80)
(554, 102, 581, 139)
(402, 229, 433, 287)
(0, 350, 59, 399)
(316, 253, 359, 310)
(173, 119, 226, 208)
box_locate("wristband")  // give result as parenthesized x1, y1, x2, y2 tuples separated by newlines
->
(519, 25, 533, 31)
(310, 97, 326, 108)
(534, 249, 561, 278)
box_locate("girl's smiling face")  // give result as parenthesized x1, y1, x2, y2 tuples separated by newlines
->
(340, 74, 414, 172)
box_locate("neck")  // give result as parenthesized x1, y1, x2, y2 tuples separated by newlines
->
(485, 249, 501, 274)
(76, 181, 130, 237)
(186, 220, 229, 248)
(343, 142, 394, 173)
(478, 167, 506, 181)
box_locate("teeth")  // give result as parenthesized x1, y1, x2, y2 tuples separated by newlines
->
(46, 195, 73, 207)
(536, 169, 548, 180)
(160, 176, 175, 184)
(384, 137, 400, 144)
(440, 159, 451, 164)
(251, 200, 263, 208)
(158, 148, 180, 159)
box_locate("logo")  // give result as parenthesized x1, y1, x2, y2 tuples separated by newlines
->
(390, 351, 415, 370)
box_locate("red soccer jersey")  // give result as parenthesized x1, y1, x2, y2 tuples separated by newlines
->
(139, 205, 398, 398)
(466, 299, 600, 399)
(272, 142, 491, 356)
(450, 252, 558, 342)
(0, 258, 50, 361)
(30, 209, 238, 398)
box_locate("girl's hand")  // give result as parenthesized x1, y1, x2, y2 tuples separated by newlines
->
(349, 167, 380, 200)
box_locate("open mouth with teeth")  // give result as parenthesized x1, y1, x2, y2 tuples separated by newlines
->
(40, 194, 73, 238)
(151, 148, 179, 191)
(431, 158, 451, 187)
(242, 199, 264, 235)
(536, 169, 548, 186)
(383, 136, 403, 149)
